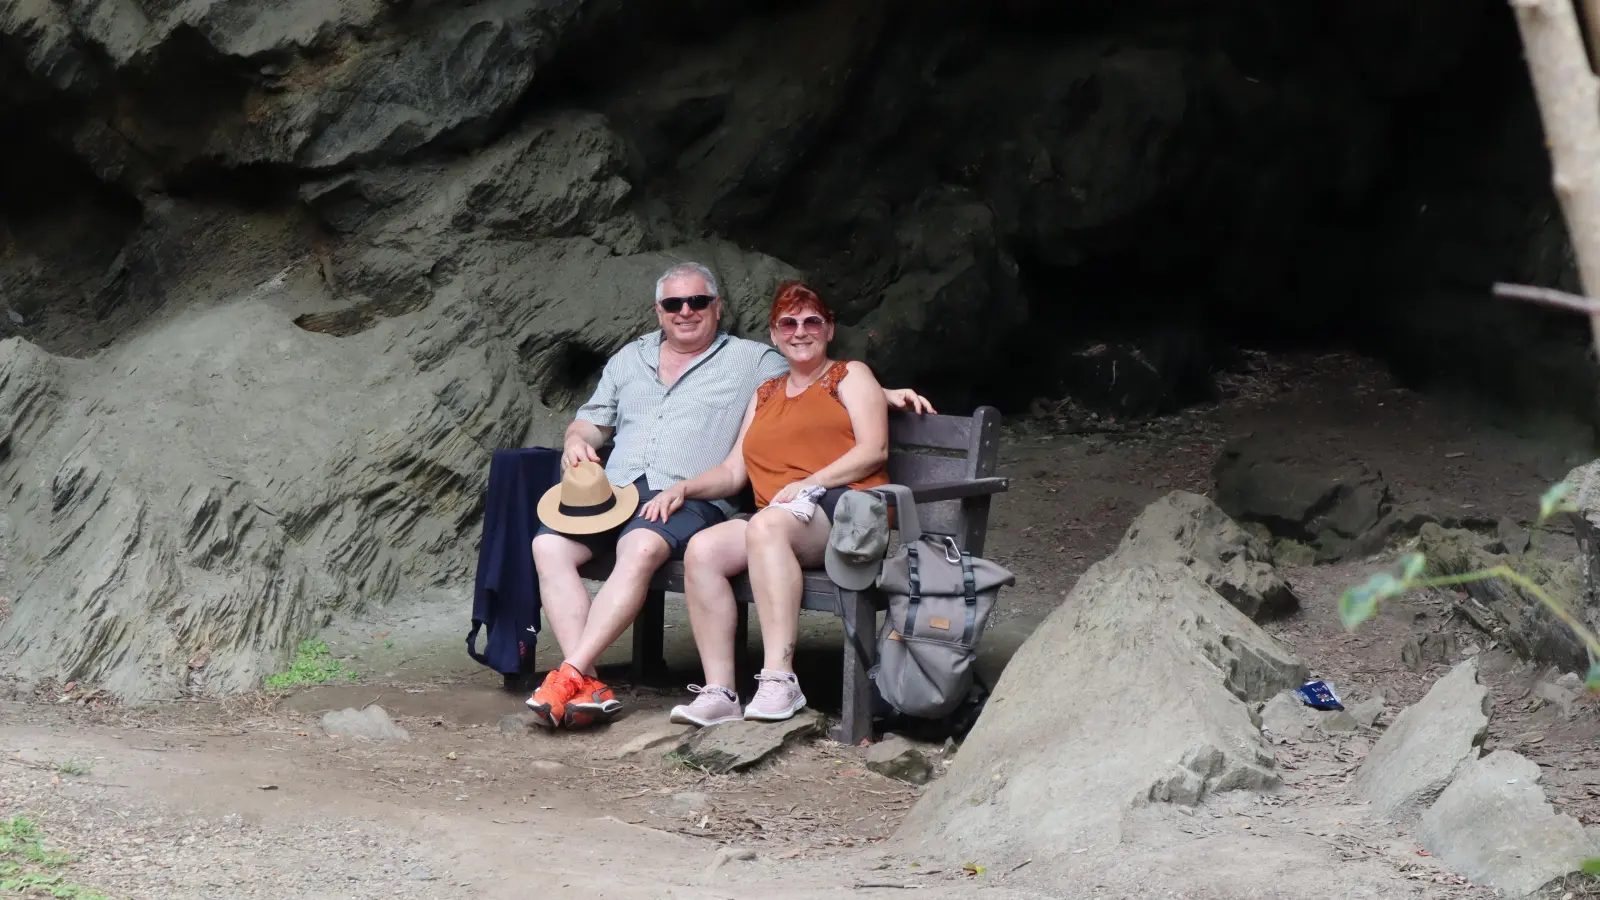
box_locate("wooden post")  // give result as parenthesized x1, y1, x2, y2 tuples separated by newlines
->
(630, 588, 667, 683)
(1510, 0, 1600, 348)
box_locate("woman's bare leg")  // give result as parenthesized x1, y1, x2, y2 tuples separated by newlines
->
(681, 519, 749, 689)
(744, 508, 831, 674)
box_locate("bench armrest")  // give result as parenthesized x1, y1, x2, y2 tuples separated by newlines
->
(902, 477, 1010, 504)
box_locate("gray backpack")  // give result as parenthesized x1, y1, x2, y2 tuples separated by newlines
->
(861, 484, 1015, 720)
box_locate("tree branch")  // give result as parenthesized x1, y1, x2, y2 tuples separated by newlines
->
(1493, 281, 1600, 314)
(1509, 0, 1600, 348)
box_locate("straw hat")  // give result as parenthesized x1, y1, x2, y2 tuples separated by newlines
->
(537, 461, 640, 535)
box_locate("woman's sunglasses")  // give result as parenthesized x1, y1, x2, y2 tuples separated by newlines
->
(658, 294, 714, 313)
(775, 315, 827, 336)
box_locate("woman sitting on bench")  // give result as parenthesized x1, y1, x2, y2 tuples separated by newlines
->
(638, 281, 907, 725)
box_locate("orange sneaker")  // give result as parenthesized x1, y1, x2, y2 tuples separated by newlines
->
(525, 663, 584, 728)
(565, 674, 622, 728)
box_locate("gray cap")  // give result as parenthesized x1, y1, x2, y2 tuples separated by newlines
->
(825, 489, 892, 590)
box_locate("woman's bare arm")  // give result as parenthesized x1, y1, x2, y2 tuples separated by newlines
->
(792, 361, 889, 491)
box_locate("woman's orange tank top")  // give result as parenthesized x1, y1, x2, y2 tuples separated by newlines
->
(742, 360, 890, 509)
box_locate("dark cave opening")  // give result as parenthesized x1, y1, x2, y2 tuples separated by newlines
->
(808, 0, 1600, 431)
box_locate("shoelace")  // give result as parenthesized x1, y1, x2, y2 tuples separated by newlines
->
(686, 683, 735, 702)
(750, 672, 793, 701)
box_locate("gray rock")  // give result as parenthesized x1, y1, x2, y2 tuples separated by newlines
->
(1259, 691, 1323, 743)
(321, 706, 409, 742)
(671, 711, 824, 774)
(1532, 680, 1580, 719)
(1417, 524, 1587, 672)
(1401, 632, 1460, 672)
(1349, 695, 1386, 728)
(1419, 750, 1597, 897)
(897, 562, 1305, 867)
(866, 735, 934, 785)
(499, 713, 534, 734)
(705, 846, 758, 878)
(1212, 431, 1391, 561)
(605, 723, 694, 760)
(0, 129, 800, 703)
(670, 792, 714, 817)
(1492, 517, 1531, 556)
(1352, 658, 1489, 820)
(1111, 491, 1300, 621)
(1317, 710, 1360, 734)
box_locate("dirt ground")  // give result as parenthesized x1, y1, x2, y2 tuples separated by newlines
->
(4, 350, 1600, 899)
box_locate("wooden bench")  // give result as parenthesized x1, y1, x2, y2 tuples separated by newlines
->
(576, 405, 1008, 744)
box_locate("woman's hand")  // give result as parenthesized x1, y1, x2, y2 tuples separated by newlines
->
(771, 482, 821, 504)
(639, 483, 688, 522)
(885, 388, 936, 414)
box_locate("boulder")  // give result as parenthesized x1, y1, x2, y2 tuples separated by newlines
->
(1111, 491, 1300, 621)
(1562, 459, 1600, 648)
(670, 710, 824, 774)
(1317, 710, 1360, 734)
(322, 706, 409, 742)
(1401, 632, 1460, 672)
(1212, 431, 1391, 561)
(867, 735, 935, 785)
(1417, 524, 1586, 672)
(1531, 679, 1581, 719)
(1259, 691, 1324, 743)
(1349, 695, 1386, 728)
(895, 562, 1306, 870)
(1419, 750, 1597, 897)
(1352, 658, 1490, 819)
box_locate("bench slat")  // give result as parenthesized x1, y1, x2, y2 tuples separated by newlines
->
(888, 412, 972, 451)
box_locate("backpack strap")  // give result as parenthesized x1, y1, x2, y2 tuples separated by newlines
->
(961, 551, 978, 643)
(903, 544, 923, 639)
(869, 483, 922, 544)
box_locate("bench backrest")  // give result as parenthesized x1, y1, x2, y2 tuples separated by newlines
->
(886, 405, 1001, 554)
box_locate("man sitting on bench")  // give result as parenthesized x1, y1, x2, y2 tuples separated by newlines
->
(524, 261, 932, 729)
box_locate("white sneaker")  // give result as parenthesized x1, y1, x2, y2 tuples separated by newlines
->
(743, 669, 806, 721)
(669, 684, 742, 727)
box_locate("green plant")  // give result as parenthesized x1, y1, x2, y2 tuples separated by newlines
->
(1337, 481, 1600, 875)
(0, 817, 108, 899)
(264, 639, 359, 690)
(53, 760, 91, 778)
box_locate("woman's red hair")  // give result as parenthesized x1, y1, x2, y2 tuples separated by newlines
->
(768, 280, 835, 329)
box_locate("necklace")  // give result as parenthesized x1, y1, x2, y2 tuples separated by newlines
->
(787, 361, 830, 393)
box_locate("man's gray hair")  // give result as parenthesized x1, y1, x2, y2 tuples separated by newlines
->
(654, 262, 720, 301)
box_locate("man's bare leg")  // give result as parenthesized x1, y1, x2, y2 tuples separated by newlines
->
(562, 528, 671, 675)
(530, 533, 597, 676)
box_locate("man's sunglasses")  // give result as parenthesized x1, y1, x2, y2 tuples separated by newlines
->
(659, 294, 714, 313)
(776, 315, 827, 336)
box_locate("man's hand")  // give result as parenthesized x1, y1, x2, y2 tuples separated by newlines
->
(884, 388, 936, 414)
(563, 434, 602, 469)
(639, 483, 688, 522)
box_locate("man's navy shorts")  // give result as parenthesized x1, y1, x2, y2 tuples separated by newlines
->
(533, 475, 727, 560)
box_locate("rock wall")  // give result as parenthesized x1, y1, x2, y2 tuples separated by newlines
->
(0, 0, 1587, 696)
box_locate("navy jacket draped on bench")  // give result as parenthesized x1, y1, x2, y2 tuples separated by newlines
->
(468, 447, 561, 678)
